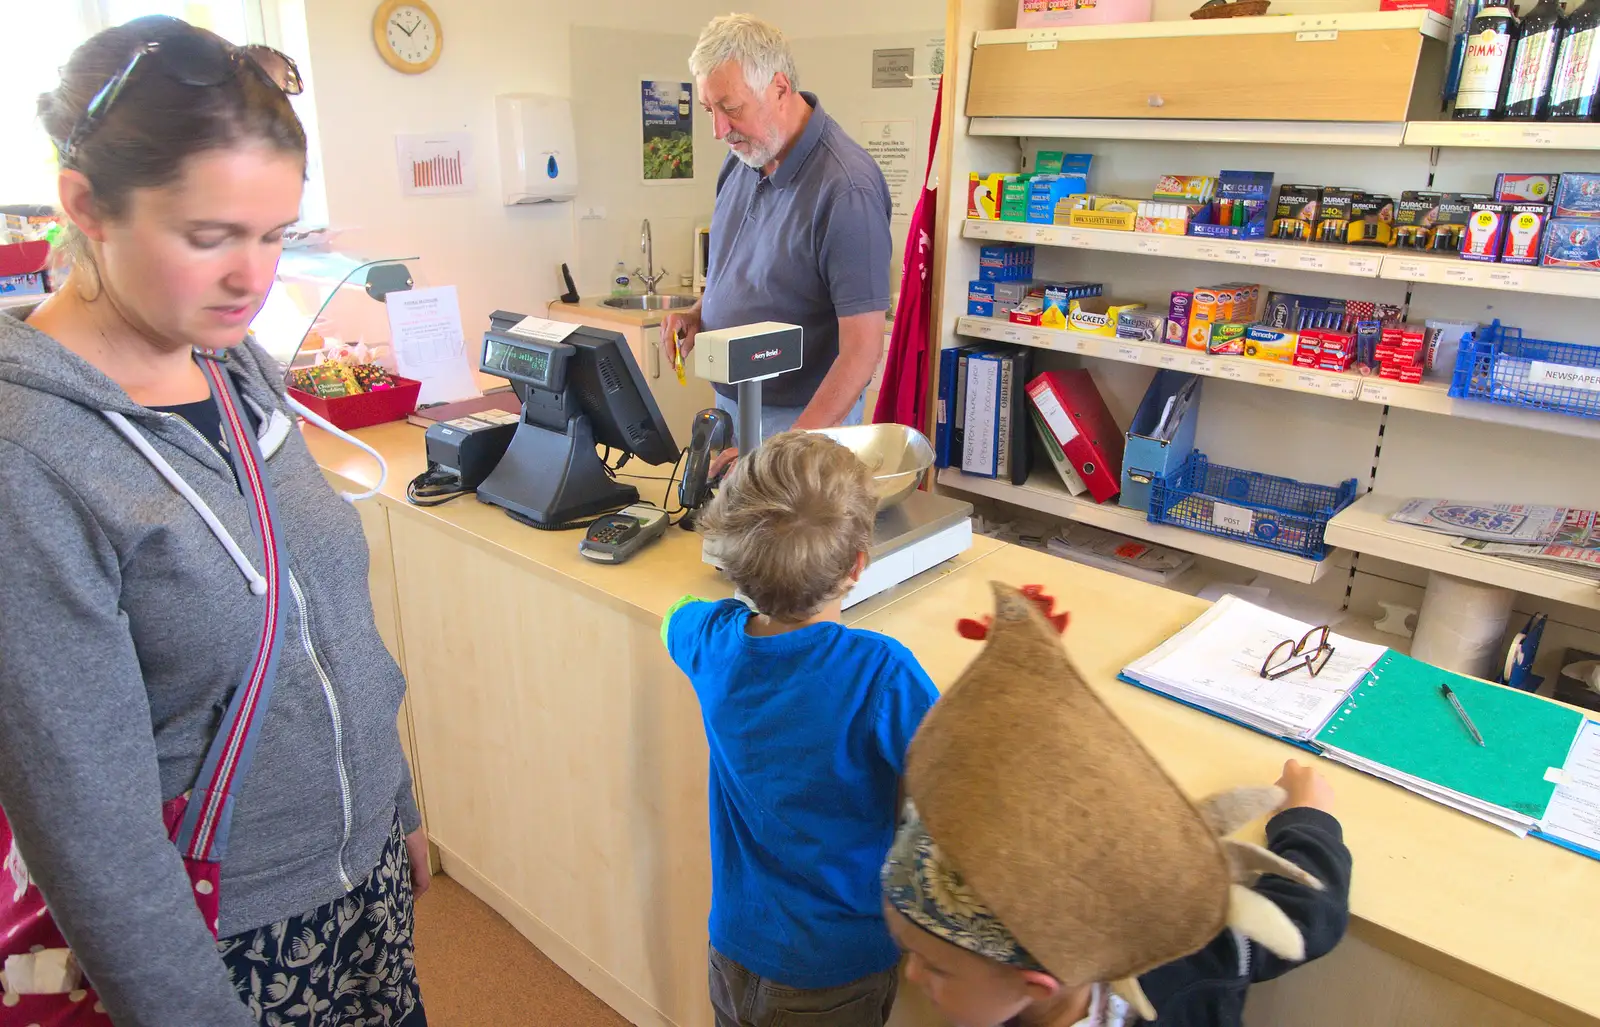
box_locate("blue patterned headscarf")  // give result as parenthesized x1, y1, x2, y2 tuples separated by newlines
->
(881, 802, 1048, 974)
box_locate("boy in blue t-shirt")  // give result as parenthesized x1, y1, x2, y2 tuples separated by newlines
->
(663, 430, 939, 1027)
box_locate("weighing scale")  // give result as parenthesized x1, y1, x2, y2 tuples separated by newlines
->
(689, 323, 973, 607)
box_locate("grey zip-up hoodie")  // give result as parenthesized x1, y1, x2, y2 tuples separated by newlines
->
(0, 308, 420, 1026)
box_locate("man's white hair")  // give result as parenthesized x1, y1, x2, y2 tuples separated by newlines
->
(689, 14, 799, 94)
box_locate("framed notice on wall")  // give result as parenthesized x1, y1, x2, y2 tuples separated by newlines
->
(641, 80, 695, 183)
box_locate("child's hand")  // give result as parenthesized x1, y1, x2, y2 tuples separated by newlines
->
(1276, 759, 1335, 814)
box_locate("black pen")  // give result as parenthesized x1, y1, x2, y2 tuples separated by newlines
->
(1440, 683, 1485, 747)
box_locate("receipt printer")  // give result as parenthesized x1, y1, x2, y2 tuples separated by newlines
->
(423, 411, 518, 491)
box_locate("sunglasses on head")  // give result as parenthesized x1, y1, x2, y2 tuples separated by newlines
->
(62, 33, 303, 164)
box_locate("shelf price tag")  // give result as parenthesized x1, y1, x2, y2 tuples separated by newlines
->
(1390, 259, 1427, 281)
(1364, 383, 1393, 405)
(1002, 327, 1025, 343)
(1296, 252, 1328, 271)
(1295, 373, 1324, 393)
(1442, 264, 1477, 284)
(1115, 344, 1142, 363)
(1223, 245, 1248, 262)
(1067, 231, 1090, 248)
(1487, 268, 1524, 289)
(1212, 502, 1255, 533)
(1194, 244, 1220, 261)
(1135, 236, 1163, 254)
(1158, 350, 1180, 367)
(1222, 363, 1246, 381)
(1257, 368, 1285, 386)
(1328, 377, 1360, 399)
(1252, 247, 1280, 267)
(1003, 224, 1029, 242)
(1187, 354, 1211, 372)
(1347, 255, 1381, 275)
(1519, 128, 1554, 147)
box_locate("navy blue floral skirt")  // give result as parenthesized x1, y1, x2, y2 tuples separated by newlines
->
(218, 819, 427, 1026)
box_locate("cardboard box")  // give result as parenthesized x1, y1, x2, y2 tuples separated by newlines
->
(1502, 204, 1551, 266)
(1553, 173, 1600, 219)
(1116, 310, 1167, 343)
(1243, 325, 1298, 363)
(1166, 291, 1193, 347)
(1069, 298, 1145, 336)
(1069, 208, 1136, 232)
(1540, 217, 1600, 271)
(968, 173, 1005, 220)
(1206, 322, 1249, 356)
(1495, 173, 1558, 205)
(1461, 202, 1508, 262)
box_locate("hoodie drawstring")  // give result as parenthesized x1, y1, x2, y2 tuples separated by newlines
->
(102, 410, 270, 596)
(283, 396, 388, 503)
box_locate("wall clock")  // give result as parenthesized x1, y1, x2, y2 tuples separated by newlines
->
(374, 0, 442, 74)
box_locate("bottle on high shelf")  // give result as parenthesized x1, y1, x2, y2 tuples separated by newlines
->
(1445, 0, 1488, 101)
(1505, 0, 1567, 118)
(1455, 3, 1521, 118)
(1549, 0, 1600, 119)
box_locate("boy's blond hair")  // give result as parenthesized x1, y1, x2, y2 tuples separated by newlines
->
(699, 431, 875, 621)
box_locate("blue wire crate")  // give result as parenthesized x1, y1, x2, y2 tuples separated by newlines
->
(1449, 320, 1600, 420)
(1147, 451, 1357, 560)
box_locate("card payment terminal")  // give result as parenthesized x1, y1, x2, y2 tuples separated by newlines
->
(578, 505, 669, 564)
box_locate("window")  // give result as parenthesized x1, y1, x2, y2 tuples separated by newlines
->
(1, 0, 327, 227)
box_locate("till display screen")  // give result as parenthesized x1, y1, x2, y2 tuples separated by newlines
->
(485, 339, 550, 385)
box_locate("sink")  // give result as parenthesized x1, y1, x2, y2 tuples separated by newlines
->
(601, 294, 698, 311)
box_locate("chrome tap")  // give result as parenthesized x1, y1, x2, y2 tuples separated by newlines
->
(633, 219, 669, 294)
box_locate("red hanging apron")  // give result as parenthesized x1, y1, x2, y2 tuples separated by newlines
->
(872, 77, 945, 431)
(0, 354, 288, 1025)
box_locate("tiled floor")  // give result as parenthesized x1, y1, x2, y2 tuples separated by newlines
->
(413, 875, 630, 1026)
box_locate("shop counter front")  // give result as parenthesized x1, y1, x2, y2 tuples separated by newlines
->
(307, 422, 1598, 1027)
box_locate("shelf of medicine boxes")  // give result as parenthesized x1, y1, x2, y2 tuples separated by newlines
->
(1326, 493, 1600, 611)
(954, 316, 1600, 443)
(935, 467, 1337, 585)
(962, 220, 1600, 302)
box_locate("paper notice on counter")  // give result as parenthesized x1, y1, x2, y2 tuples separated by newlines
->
(861, 120, 915, 220)
(386, 285, 478, 404)
(1541, 719, 1600, 855)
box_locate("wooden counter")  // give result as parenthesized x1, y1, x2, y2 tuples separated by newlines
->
(308, 422, 1596, 1027)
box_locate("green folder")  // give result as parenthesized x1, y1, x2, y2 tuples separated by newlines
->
(1314, 651, 1584, 820)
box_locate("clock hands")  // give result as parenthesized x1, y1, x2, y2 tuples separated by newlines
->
(396, 18, 417, 36)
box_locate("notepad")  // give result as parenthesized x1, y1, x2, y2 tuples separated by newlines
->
(1121, 595, 1389, 744)
(1315, 651, 1585, 834)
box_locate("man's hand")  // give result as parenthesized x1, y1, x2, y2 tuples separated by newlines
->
(662, 305, 703, 366)
(1276, 759, 1336, 814)
(405, 826, 432, 898)
(709, 446, 739, 481)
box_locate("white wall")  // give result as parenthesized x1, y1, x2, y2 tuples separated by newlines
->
(297, 0, 944, 339)
(568, 27, 717, 297)
(301, 0, 575, 339)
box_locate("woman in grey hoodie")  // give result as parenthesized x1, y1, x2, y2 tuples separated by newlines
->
(0, 16, 427, 1026)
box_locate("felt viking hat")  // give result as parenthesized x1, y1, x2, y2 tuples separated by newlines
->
(893, 583, 1323, 1019)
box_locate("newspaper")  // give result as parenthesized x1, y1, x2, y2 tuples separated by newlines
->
(1391, 498, 1600, 576)
(1454, 539, 1600, 578)
(1391, 498, 1597, 544)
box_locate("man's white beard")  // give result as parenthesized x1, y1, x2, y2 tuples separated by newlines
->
(727, 128, 781, 169)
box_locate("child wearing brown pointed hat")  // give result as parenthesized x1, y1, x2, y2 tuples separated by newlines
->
(880, 583, 1353, 1027)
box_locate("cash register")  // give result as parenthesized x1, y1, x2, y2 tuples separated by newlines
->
(471, 310, 678, 529)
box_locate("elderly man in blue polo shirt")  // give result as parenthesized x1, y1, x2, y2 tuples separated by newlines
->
(664, 14, 893, 459)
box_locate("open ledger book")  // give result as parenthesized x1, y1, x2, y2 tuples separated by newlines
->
(1121, 595, 1388, 745)
(1122, 596, 1600, 857)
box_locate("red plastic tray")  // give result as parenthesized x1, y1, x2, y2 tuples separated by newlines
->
(288, 376, 421, 431)
(0, 241, 50, 277)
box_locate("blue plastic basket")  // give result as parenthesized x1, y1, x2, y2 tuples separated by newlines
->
(1147, 451, 1357, 560)
(1449, 320, 1600, 420)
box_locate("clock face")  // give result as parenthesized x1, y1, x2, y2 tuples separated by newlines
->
(384, 5, 437, 67)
